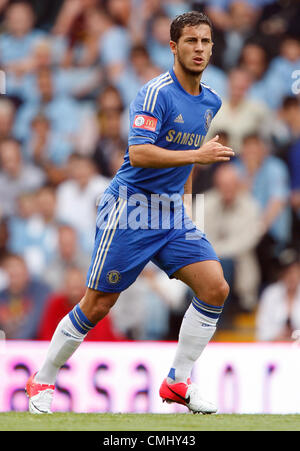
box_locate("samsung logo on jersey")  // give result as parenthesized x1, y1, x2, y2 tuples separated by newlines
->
(166, 129, 205, 147)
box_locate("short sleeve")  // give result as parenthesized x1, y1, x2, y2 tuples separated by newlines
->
(206, 0, 228, 11)
(128, 75, 171, 146)
(269, 160, 290, 201)
(100, 27, 131, 65)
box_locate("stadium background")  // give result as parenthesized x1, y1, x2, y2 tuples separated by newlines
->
(0, 0, 300, 415)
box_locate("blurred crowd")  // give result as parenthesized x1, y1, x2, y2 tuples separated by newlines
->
(0, 0, 299, 342)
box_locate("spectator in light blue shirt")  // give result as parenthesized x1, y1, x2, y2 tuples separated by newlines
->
(205, 0, 276, 38)
(7, 191, 36, 257)
(202, 64, 228, 99)
(6, 36, 100, 104)
(0, 2, 45, 67)
(146, 13, 174, 72)
(7, 185, 58, 278)
(13, 68, 82, 144)
(207, 0, 275, 12)
(100, 25, 131, 67)
(0, 138, 45, 217)
(239, 42, 272, 108)
(234, 133, 292, 245)
(95, 8, 131, 82)
(116, 44, 161, 108)
(24, 114, 73, 168)
(162, 0, 190, 20)
(261, 36, 300, 109)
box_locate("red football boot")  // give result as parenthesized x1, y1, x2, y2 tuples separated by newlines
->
(159, 378, 217, 414)
(25, 372, 55, 414)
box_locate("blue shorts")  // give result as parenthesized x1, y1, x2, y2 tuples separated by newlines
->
(86, 189, 219, 293)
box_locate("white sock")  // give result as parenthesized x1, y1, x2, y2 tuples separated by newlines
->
(35, 314, 87, 385)
(167, 300, 222, 384)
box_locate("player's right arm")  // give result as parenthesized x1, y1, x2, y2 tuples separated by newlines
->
(129, 76, 233, 168)
(129, 135, 234, 168)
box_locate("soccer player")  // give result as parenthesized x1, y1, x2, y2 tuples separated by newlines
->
(26, 11, 234, 414)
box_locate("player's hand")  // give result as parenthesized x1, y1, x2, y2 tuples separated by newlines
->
(194, 135, 235, 165)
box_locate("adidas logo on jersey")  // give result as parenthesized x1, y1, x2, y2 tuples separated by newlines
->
(174, 114, 184, 123)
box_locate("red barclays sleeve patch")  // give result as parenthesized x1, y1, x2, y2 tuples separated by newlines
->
(133, 115, 158, 132)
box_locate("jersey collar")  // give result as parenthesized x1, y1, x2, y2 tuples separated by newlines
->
(169, 67, 205, 102)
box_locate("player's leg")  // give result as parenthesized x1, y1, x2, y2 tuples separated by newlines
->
(31, 195, 127, 393)
(154, 214, 229, 412)
(35, 288, 119, 385)
(159, 259, 228, 414)
(79, 286, 120, 324)
(26, 288, 119, 414)
(174, 259, 229, 306)
(167, 259, 229, 384)
(27, 195, 167, 413)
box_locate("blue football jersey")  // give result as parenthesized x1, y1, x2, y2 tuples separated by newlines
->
(113, 67, 222, 198)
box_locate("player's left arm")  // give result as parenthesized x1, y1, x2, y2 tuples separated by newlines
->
(183, 166, 194, 219)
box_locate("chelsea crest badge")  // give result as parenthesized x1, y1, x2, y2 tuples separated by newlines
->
(204, 109, 213, 132)
(106, 270, 121, 285)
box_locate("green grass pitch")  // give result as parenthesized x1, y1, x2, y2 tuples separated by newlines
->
(0, 413, 300, 431)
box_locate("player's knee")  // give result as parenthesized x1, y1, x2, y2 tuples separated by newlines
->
(92, 294, 117, 321)
(80, 290, 119, 324)
(215, 279, 230, 304)
(206, 279, 229, 306)
(221, 280, 230, 302)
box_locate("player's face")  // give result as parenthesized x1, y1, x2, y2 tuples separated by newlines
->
(171, 24, 213, 76)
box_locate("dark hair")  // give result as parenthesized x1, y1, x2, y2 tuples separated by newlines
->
(130, 44, 149, 58)
(277, 248, 300, 271)
(282, 95, 299, 109)
(7, 0, 34, 12)
(37, 183, 56, 195)
(242, 132, 272, 151)
(215, 130, 229, 140)
(68, 152, 92, 162)
(170, 11, 213, 43)
(242, 132, 262, 144)
(2, 252, 26, 266)
(0, 136, 22, 148)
